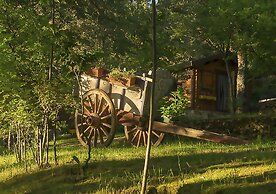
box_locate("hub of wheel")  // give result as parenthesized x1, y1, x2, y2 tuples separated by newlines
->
(86, 113, 101, 127)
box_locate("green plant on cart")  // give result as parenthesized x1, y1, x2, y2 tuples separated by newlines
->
(159, 88, 190, 121)
(109, 68, 135, 80)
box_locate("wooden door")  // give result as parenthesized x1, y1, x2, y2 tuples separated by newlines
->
(216, 74, 229, 111)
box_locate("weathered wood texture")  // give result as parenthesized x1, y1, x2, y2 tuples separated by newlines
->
(153, 121, 249, 145)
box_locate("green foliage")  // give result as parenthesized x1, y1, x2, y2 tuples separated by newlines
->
(108, 68, 136, 79)
(0, 0, 77, 166)
(159, 88, 190, 120)
(0, 94, 37, 139)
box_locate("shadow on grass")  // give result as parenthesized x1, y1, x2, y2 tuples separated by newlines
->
(0, 147, 275, 194)
(0, 146, 5, 155)
(176, 171, 276, 194)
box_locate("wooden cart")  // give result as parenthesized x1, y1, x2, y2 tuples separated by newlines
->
(75, 69, 174, 147)
(75, 70, 248, 147)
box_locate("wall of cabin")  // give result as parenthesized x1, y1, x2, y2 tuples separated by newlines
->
(181, 59, 237, 112)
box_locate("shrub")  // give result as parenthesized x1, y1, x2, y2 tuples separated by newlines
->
(159, 87, 190, 121)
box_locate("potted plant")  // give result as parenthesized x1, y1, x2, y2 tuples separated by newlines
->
(87, 66, 105, 78)
(108, 68, 136, 87)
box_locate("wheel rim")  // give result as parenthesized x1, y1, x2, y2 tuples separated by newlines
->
(124, 125, 165, 147)
(75, 89, 116, 147)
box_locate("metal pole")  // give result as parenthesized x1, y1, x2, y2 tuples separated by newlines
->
(140, 0, 157, 193)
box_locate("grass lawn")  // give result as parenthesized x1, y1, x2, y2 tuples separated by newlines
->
(0, 134, 275, 194)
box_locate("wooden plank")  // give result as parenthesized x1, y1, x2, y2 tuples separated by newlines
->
(153, 121, 249, 145)
(191, 69, 195, 109)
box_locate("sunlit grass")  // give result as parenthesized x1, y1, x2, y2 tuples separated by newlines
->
(0, 134, 275, 193)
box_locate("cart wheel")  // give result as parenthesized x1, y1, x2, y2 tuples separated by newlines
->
(75, 89, 116, 147)
(124, 126, 165, 147)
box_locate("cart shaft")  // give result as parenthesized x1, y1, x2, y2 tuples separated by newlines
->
(153, 121, 249, 145)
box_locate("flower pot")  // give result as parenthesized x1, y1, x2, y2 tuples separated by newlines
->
(162, 116, 171, 123)
(109, 76, 125, 86)
(125, 77, 136, 87)
(88, 67, 104, 78)
(109, 76, 136, 87)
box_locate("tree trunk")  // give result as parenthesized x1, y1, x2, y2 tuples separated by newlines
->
(53, 123, 58, 165)
(36, 127, 41, 166)
(39, 127, 43, 167)
(42, 115, 48, 166)
(24, 137, 27, 172)
(236, 51, 248, 112)
(17, 126, 22, 163)
(45, 120, 49, 165)
(39, 114, 49, 168)
(224, 59, 234, 114)
(8, 130, 11, 151)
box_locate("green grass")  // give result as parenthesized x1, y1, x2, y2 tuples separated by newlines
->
(0, 134, 275, 194)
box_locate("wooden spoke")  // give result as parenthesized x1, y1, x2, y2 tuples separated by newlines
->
(98, 128, 104, 144)
(97, 96, 104, 113)
(94, 94, 98, 113)
(102, 122, 112, 129)
(77, 122, 87, 127)
(124, 125, 165, 147)
(131, 130, 140, 142)
(143, 132, 147, 146)
(83, 101, 90, 108)
(127, 126, 137, 134)
(83, 105, 91, 115)
(87, 127, 94, 140)
(77, 113, 88, 117)
(137, 132, 142, 147)
(75, 89, 117, 147)
(87, 96, 94, 111)
(152, 131, 160, 138)
(100, 114, 112, 120)
(99, 105, 109, 116)
(84, 126, 92, 134)
(99, 126, 109, 137)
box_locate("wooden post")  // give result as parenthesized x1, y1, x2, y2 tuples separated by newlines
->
(141, 1, 157, 193)
(191, 68, 196, 109)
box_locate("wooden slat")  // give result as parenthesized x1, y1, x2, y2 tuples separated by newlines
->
(153, 121, 249, 145)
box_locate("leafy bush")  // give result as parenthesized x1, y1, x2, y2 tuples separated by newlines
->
(159, 88, 190, 120)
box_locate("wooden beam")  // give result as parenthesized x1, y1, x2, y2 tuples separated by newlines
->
(153, 121, 249, 145)
(191, 68, 196, 109)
